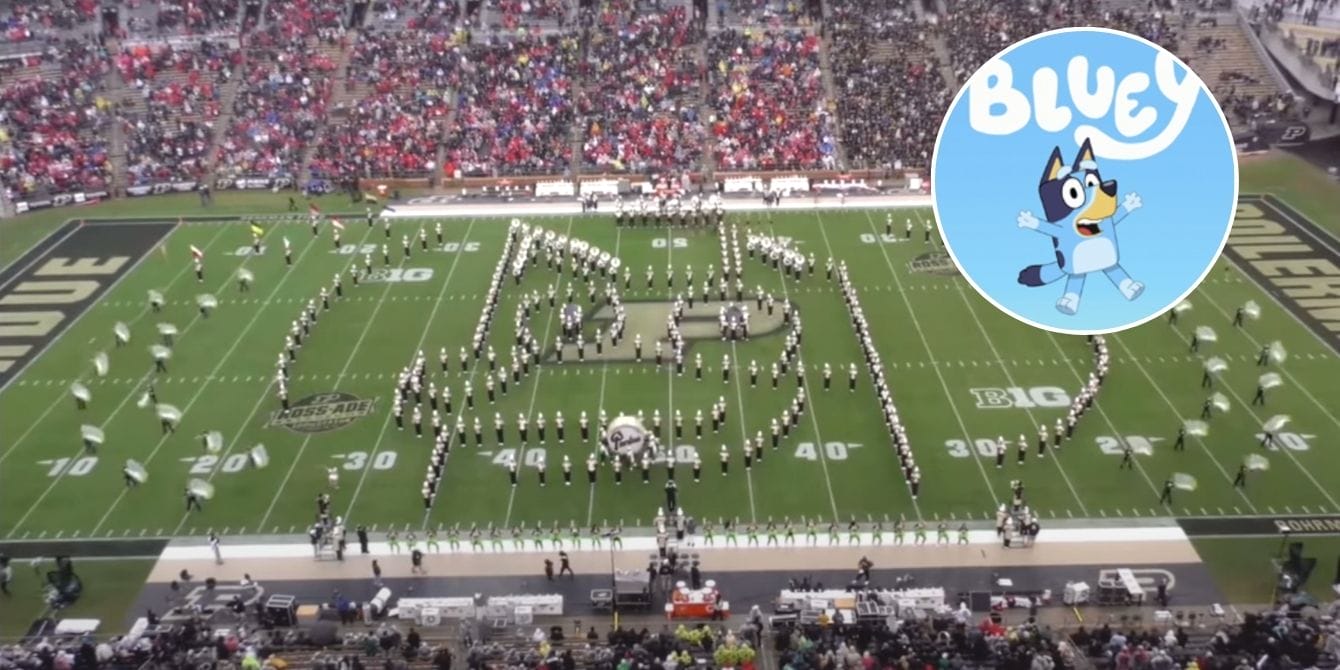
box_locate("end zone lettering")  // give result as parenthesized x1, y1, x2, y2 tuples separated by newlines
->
(0, 221, 175, 388)
(1226, 196, 1340, 355)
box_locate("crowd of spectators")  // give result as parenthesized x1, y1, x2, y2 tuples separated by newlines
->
(213, 32, 335, 180)
(938, 0, 1179, 85)
(721, 0, 813, 28)
(827, 0, 945, 171)
(1072, 607, 1340, 670)
(310, 91, 447, 180)
(706, 27, 835, 171)
(1, 0, 96, 42)
(154, 0, 241, 34)
(1, 0, 1311, 199)
(490, 0, 570, 30)
(116, 40, 238, 186)
(445, 32, 579, 177)
(262, 0, 349, 41)
(578, 5, 707, 173)
(0, 36, 113, 201)
(342, 25, 463, 96)
(776, 614, 1066, 670)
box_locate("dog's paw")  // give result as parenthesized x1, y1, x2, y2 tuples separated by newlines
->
(1017, 210, 1040, 230)
(1123, 192, 1143, 213)
(1119, 278, 1145, 300)
(1056, 293, 1080, 315)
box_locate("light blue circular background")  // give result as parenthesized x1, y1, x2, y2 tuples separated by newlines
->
(931, 27, 1237, 335)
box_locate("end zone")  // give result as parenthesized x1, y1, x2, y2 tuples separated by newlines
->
(0, 220, 177, 390)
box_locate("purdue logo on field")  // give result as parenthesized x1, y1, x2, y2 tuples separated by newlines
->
(909, 251, 959, 276)
(604, 415, 649, 457)
(269, 392, 376, 434)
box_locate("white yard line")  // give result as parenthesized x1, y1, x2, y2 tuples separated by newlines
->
(763, 219, 839, 522)
(8, 222, 299, 538)
(855, 210, 1001, 506)
(0, 221, 233, 465)
(1160, 322, 1340, 511)
(82, 228, 326, 537)
(725, 341, 760, 523)
(334, 218, 488, 525)
(1104, 335, 1258, 512)
(501, 218, 575, 527)
(811, 214, 923, 520)
(908, 208, 1090, 516)
(181, 219, 388, 535)
(0, 222, 83, 292)
(256, 221, 469, 533)
(1195, 286, 1340, 435)
(586, 226, 621, 528)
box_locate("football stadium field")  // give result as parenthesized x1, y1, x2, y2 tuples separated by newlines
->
(2, 157, 1340, 544)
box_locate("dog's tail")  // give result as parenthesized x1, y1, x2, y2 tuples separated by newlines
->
(1018, 263, 1064, 287)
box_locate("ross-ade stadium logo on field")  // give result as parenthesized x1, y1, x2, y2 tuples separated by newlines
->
(932, 27, 1237, 335)
(908, 251, 959, 276)
(269, 392, 376, 434)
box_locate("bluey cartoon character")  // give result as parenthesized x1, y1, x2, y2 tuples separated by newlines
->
(1016, 138, 1144, 315)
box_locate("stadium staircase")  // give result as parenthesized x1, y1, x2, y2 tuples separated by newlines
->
(695, 36, 717, 178)
(1181, 21, 1284, 104)
(929, 35, 962, 89)
(815, 30, 850, 170)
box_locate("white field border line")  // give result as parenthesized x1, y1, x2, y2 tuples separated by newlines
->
(0, 221, 233, 464)
(336, 217, 485, 525)
(0, 221, 182, 397)
(0, 221, 83, 293)
(254, 221, 465, 534)
(1104, 334, 1258, 512)
(5, 223, 290, 537)
(812, 212, 923, 520)
(1166, 321, 1340, 511)
(502, 217, 576, 528)
(83, 228, 327, 537)
(151, 525, 1193, 560)
(587, 226, 621, 528)
(1195, 277, 1340, 436)
(907, 209, 1091, 517)
(182, 217, 389, 535)
(856, 210, 1001, 507)
(418, 223, 519, 520)
(764, 220, 840, 523)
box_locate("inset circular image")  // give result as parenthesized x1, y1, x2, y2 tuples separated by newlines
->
(931, 27, 1238, 335)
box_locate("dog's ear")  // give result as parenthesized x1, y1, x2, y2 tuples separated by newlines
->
(1041, 147, 1066, 185)
(1073, 138, 1096, 169)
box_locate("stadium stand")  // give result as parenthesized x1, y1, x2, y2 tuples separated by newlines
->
(444, 32, 579, 178)
(705, 27, 837, 171)
(826, 0, 945, 171)
(0, 36, 113, 202)
(0, 0, 1310, 208)
(577, 5, 707, 174)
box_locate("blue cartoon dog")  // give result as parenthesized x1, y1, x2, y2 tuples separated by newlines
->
(1016, 138, 1144, 315)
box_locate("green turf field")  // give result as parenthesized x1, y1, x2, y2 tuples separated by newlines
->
(1, 155, 1338, 542)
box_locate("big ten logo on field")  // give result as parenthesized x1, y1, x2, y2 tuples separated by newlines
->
(269, 392, 376, 433)
(970, 386, 1070, 409)
(932, 27, 1237, 335)
(365, 268, 434, 284)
